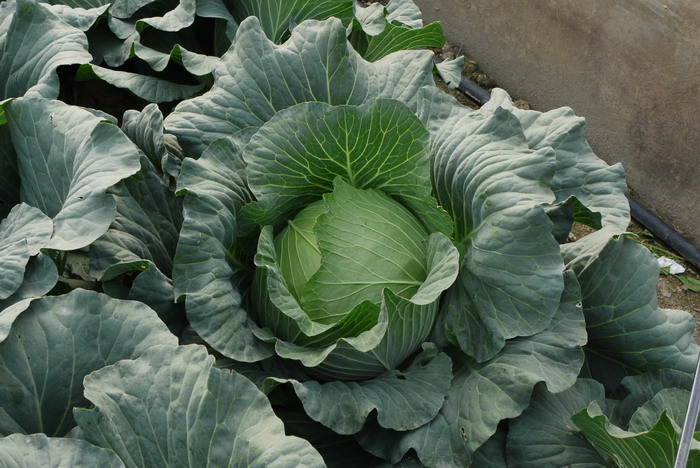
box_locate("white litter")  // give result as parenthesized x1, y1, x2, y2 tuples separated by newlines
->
(657, 256, 686, 275)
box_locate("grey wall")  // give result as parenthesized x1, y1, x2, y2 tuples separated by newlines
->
(417, 0, 700, 245)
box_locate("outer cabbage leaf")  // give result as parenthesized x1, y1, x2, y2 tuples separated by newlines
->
(0, 203, 52, 299)
(89, 153, 182, 280)
(172, 137, 273, 362)
(120, 103, 183, 179)
(75, 344, 325, 468)
(611, 369, 693, 427)
(41, 4, 108, 31)
(79, 64, 206, 103)
(164, 16, 436, 157)
(268, 345, 452, 435)
(131, 41, 218, 75)
(0, 434, 125, 468)
(358, 271, 586, 466)
(484, 89, 630, 233)
(435, 56, 465, 89)
(127, 265, 185, 335)
(4, 97, 141, 250)
(471, 426, 508, 468)
(425, 100, 564, 360)
(386, 0, 422, 27)
(241, 99, 452, 235)
(0, 289, 177, 436)
(0, 254, 58, 342)
(628, 388, 695, 434)
(85, 0, 235, 71)
(230, 0, 353, 43)
(563, 228, 699, 390)
(353, 2, 385, 36)
(347, 0, 445, 63)
(507, 379, 610, 467)
(0, 0, 92, 99)
(573, 404, 700, 468)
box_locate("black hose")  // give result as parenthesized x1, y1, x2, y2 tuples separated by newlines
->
(457, 75, 490, 106)
(433, 56, 491, 105)
(443, 58, 700, 271)
(626, 194, 700, 271)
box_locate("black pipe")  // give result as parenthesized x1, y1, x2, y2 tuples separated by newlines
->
(433, 56, 491, 106)
(626, 194, 700, 272)
(458, 75, 490, 106)
(444, 59, 700, 271)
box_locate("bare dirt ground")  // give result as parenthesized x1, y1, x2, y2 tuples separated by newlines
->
(434, 41, 700, 341)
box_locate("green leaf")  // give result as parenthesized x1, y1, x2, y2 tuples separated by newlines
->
(353, 2, 386, 36)
(42, 4, 108, 31)
(354, 21, 445, 62)
(678, 274, 700, 292)
(0, 203, 52, 299)
(472, 426, 508, 468)
(134, 0, 196, 32)
(611, 369, 694, 428)
(0, 434, 125, 468)
(0, 0, 92, 99)
(132, 42, 218, 75)
(435, 56, 464, 89)
(164, 16, 436, 157)
(127, 265, 186, 336)
(484, 89, 630, 233)
(0, 253, 58, 334)
(172, 137, 272, 362)
(89, 154, 182, 280)
(386, 0, 423, 28)
(270, 345, 452, 435)
(573, 404, 700, 468)
(242, 99, 451, 235)
(81, 64, 206, 103)
(120, 103, 182, 178)
(0, 289, 177, 436)
(629, 388, 694, 433)
(507, 379, 610, 467)
(76, 344, 326, 468)
(428, 104, 563, 359)
(360, 271, 586, 466)
(563, 228, 699, 391)
(5, 97, 141, 251)
(230, 0, 353, 43)
(361, 268, 586, 466)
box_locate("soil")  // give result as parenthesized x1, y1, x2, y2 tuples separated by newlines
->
(434, 40, 700, 341)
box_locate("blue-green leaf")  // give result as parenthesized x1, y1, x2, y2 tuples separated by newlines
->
(0, 434, 125, 468)
(164, 16, 435, 157)
(76, 344, 325, 468)
(5, 97, 141, 251)
(0, 289, 176, 436)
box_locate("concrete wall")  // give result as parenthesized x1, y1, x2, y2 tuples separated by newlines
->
(417, 0, 700, 245)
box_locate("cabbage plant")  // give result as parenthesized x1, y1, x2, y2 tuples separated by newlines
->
(1, 1, 699, 467)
